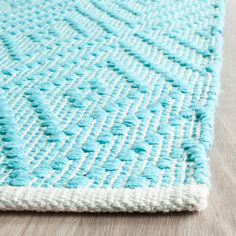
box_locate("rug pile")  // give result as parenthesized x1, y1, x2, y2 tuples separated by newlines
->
(0, 0, 225, 212)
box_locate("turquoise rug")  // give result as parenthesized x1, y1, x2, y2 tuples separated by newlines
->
(0, 0, 225, 212)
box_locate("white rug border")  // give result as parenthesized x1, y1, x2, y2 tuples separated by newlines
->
(0, 184, 208, 212)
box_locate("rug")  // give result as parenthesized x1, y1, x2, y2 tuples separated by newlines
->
(0, 0, 226, 212)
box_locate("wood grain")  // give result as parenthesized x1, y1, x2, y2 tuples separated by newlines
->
(0, 1, 235, 235)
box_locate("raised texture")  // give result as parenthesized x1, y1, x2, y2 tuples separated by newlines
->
(0, 0, 225, 212)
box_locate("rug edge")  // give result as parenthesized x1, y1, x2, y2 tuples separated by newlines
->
(0, 184, 208, 212)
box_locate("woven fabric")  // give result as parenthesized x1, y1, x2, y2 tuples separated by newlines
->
(0, 0, 225, 212)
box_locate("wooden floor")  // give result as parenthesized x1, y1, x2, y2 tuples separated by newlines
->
(0, 1, 236, 235)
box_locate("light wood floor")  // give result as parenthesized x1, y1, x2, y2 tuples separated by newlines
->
(0, 1, 235, 235)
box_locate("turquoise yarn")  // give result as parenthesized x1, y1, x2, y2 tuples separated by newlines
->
(0, 0, 225, 191)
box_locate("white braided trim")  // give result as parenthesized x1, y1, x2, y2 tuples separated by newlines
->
(0, 184, 208, 212)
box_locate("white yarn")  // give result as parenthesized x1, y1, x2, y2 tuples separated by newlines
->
(0, 184, 208, 212)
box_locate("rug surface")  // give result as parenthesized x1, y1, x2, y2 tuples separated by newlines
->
(0, 0, 225, 212)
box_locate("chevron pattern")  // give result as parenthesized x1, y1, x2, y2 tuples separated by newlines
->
(0, 0, 225, 211)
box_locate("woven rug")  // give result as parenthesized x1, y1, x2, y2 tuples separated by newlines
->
(0, 0, 226, 212)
